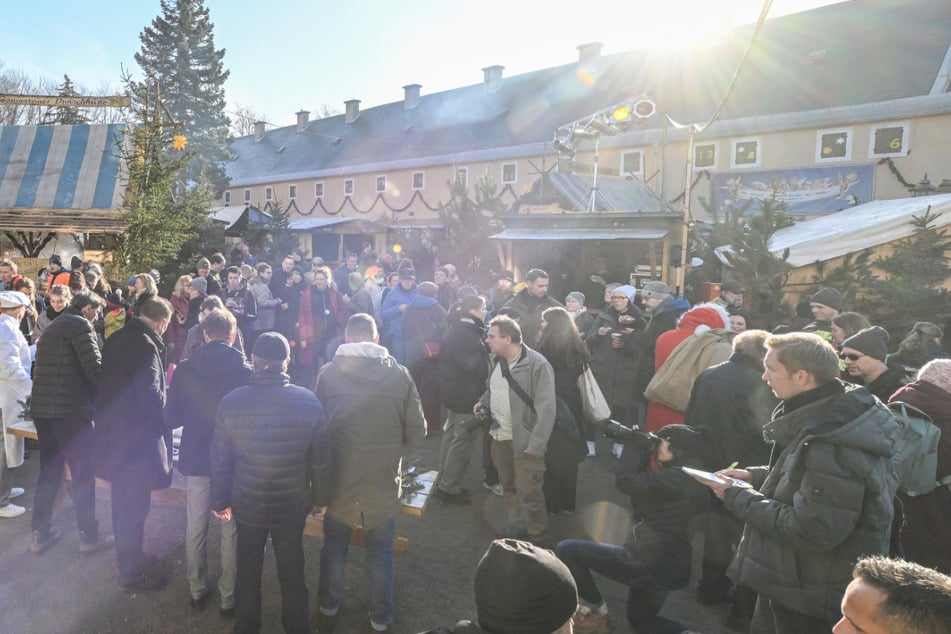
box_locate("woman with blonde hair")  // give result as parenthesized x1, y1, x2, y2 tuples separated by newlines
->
(166, 274, 192, 364)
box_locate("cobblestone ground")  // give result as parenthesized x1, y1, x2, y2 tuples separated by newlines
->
(0, 432, 736, 633)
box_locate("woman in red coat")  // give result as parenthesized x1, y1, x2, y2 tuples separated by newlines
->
(644, 303, 730, 433)
(297, 267, 348, 368)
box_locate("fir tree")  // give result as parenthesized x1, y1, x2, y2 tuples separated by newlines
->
(135, 0, 231, 192)
(41, 74, 89, 125)
(437, 169, 506, 286)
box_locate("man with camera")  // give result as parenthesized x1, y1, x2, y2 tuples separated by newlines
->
(693, 332, 899, 634)
(556, 423, 710, 633)
(476, 315, 556, 543)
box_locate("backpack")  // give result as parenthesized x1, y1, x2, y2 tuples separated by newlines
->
(888, 401, 949, 497)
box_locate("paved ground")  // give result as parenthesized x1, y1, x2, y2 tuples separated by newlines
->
(0, 432, 737, 633)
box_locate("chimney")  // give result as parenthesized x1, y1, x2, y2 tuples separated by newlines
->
(482, 65, 504, 93)
(344, 99, 361, 123)
(254, 120, 266, 141)
(577, 42, 604, 63)
(296, 110, 310, 131)
(403, 84, 421, 110)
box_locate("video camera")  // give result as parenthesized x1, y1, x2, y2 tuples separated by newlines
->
(602, 420, 661, 452)
(458, 405, 493, 433)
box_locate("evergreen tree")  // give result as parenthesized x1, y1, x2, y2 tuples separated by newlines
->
(41, 74, 90, 125)
(438, 169, 507, 286)
(135, 0, 231, 192)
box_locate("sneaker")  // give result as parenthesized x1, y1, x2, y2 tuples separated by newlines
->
(433, 487, 472, 505)
(0, 503, 25, 518)
(79, 533, 115, 555)
(118, 569, 167, 593)
(482, 482, 504, 497)
(369, 614, 391, 632)
(8, 487, 24, 499)
(586, 441, 596, 457)
(572, 605, 611, 633)
(29, 529, 61, 554)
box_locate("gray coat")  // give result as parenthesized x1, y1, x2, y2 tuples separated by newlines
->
(248, 277, 281, 332)
(725, 383, 899, 620)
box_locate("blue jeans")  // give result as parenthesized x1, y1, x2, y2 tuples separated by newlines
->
(318, 514, 395, 628)
(556, 539, 685, 634)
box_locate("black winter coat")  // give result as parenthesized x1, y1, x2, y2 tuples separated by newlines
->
(684, 352, 776, 469)
(164, 341, 253, 476)
(501, 288, 562, 347)
(616, 439, 711, 590)
(31, 307, 101, 420)
(94, 316, 172, 489)
(210, 371, 328, 528)
(587, 307, 646, 408)
(438, 316, 489, 413)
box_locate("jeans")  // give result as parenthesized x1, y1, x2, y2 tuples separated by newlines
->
(31, 417, 99, 538)
(318, 513, 395, 628)
(437, 410, 479, 495)
(234, 519, 309, 634)
(111, 476, 153, 581)
(556, 539, 685, 634)
(185, 476, 237, 607)
(491, 439, 547, 537)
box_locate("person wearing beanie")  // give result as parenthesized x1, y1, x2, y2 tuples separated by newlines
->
(715, 281, 746, 312)
(632, 281, 691, 415)
(556, 423, 710, 633)
(804, 287, 844, 343)
(841, 326, 905, 401)
(379, 267, 419, 363)
(45, 254, 72, 293)
(564, 290, 594, 339)
(889, 359, 951, 573)
(489, 270, 516, 315)
(211, 331, 327, 631)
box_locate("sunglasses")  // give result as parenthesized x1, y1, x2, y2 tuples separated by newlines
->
(839, 352, 864, 361)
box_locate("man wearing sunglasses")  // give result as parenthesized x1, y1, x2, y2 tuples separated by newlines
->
(840, 326, 906, 402)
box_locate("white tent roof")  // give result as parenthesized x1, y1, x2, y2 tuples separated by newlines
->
(716, 194, 951, 267)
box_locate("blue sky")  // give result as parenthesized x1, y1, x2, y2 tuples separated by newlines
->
(2, 0, 843, 127)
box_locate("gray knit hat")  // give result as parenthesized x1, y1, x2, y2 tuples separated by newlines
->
(641, 280, 671, 300)
(188, 276, 208, 295)
(842, 326, 889, 362)
(565, 291, 585, 306)
(810, 287, 843, 311)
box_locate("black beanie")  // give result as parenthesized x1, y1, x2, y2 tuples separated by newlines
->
(810, 287, 843, 311)
(252, 332, 290, 362)
(475, 539, 577, 634)
(657, 424, 704, 459)
(842, 326, 889, 362)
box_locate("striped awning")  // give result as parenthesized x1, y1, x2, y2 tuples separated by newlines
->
(0, 124, 130, 233)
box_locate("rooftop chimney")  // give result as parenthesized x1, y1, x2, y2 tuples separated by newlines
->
(403, 84, 421, 110)
(577, 42, 604, 63)
(482, 65, 504, 93)
(345, 99, 361, 123)
(296, 110, 310, 131)
(254, 120, 266, 142)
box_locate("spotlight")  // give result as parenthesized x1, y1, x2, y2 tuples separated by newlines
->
(632, 98, 656, 119)
(553, 137, 575, 156)
(587, 117, 619, 136)
(570, 127, 600, 140)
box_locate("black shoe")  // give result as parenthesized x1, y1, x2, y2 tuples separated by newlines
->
(29, 529, 61, 555)
(219, 606, 234, 618)
(433, 487, 472, 505)
(190, 590, 210, 611)
(79, 533, 115, 555)
(118, 570, 167, 593)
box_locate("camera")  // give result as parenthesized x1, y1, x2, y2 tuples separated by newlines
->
(602, 420, 660, 451)
(458, 405, 492, 432)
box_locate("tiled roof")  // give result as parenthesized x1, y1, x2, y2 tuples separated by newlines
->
(227, 0, 951, 185)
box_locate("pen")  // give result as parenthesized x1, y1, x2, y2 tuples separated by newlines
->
(726, 461, 739, 470)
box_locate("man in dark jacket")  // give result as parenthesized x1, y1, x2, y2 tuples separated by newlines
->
(684, 329, 777, 616)
(840, 326, 906, 401)
(95, 296, 174, 592)
(219, 266, 257, 346)
(402, 281, 447, 435)
(164, 309, 252, 615)
(313, 313, 426, 633)
(696, 332, 900, 633)
(500, 268, 563, 347)
(435, 295, 490, 503)
(29, 291, 111, 554)
(210, 332, 327, 634)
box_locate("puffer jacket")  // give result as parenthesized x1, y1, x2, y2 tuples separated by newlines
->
(31, 307, 101, 420)
(725, 381, 899, 620)
(438, 315, 489, 413)
(314, 342, 426, 529)
(210, 370, 327, 528)
(164, 341, 253, 476)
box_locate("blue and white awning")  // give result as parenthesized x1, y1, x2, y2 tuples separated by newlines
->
(0, 123, 130, 232)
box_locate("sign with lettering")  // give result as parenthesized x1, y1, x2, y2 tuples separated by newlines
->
(0, 94, 130, 107)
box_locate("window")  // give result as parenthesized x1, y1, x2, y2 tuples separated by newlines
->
(265, 186, 273, 201)
(315, 182, 324, 198)
(412, 171, 425, 190)
(376, 175, 386, 193)
(868, 121, 910, 158)
(620, 151, 643, 176)
(455, 167, 468, 189)
(815, 128, 852, 162)
(288, 184, 297, 200)
(224, 190, 231, 205)
(730, 138, 761, 168)
(244, 189, 251, 203)
(693, 143, 718, 170)
(344, 179, 354, 195)
(501, 162, 517, 184)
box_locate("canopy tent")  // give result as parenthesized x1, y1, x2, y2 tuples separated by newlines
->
(210, 204, 272, 233)
(715, 194, 951, 268)
(0, 124, 130, 233)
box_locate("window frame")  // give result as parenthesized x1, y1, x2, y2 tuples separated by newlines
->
(455, 167, 468, 189)
(730, 137, 762, 169)
(288, 184, 297, 200)
(814, 127, 853, 163)
(376, 175, 387, 193)
(619, 150, 644, 177)
(692, 142, 718, 170)
(501, 162, 517, 184)
(224, 190, 231, 205)
(412, 171, 425, 191)
(344, 179, 354, 196)
(315, 182, 324, 199)
(868, 121, 911, 158)
(244, 189, 251, 203)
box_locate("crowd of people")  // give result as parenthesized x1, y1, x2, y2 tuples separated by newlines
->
(1, 245, 951, 633)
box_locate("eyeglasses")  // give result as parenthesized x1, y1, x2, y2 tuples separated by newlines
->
(839, 352, 864, 361)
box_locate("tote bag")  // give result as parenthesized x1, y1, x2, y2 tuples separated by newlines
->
(578, 364, 611, 422)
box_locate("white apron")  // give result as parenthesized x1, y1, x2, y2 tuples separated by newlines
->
(0, 313, 32, 468)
